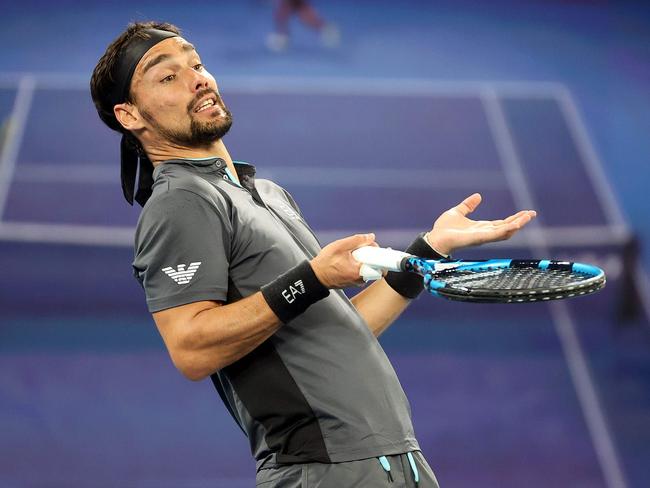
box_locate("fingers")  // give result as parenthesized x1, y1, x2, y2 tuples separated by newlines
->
(504, 210, 536, 224)
(454, 193, 482, 216)
(508, 210, 536, 229)
(491, 210, 536, 240)
(480, 210, 537, 228)
(332, 233, 376, 251)
(465, 210, 536, 246)
(313, 233, 378, 289)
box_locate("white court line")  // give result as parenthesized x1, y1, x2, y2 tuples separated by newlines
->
(12, 163, 117, 183)
(0, 221, 631, 249)
(0, 221, 135, 247)
(556, 87, 650, 324)
(482, 88, 628, 488)
(0, 76, 35, 219)
(13, 163, 508, 189)
(220, 76, 566, 98)
(551, 302, 631, 488)
(0, 72, 566, 98)
(555, 87, 626, 227)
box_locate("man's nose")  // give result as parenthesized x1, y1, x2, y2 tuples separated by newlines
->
(190, 70, 210, 92)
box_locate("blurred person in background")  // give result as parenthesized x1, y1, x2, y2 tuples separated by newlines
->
(266, 0, 340, 52)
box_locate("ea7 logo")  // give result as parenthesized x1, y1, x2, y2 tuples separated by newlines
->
(277, 202, 300, 221)
(162, 262, 202, 285)
(282, 280, 305, 303)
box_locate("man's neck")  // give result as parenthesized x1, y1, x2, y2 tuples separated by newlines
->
(146, 139, 239, 184)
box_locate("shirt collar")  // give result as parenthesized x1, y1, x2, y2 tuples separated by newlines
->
(152, 157, 257, 185)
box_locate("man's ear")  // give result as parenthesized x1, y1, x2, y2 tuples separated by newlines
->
(114, 102, 145, 131)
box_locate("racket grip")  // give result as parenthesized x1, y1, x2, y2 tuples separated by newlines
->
(359, 264, 384, 282)
(352, 246, 412, 272)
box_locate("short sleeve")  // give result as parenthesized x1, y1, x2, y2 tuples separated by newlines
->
(133, 189, 232, 312)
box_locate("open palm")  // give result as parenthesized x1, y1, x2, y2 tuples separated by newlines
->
(426, 193, 536, 256)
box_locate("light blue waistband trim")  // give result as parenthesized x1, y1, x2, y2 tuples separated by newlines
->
(378, 453, 419, 484)
(406, 452, 420, 483)
(378, 455, 391, 472)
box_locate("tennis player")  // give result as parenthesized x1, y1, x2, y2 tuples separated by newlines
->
(91, 22, 535, 487)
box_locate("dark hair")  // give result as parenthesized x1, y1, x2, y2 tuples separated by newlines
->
(90, 21, 181, 134)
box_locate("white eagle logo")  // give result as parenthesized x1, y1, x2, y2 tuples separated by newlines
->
(162, 262, 202, 285)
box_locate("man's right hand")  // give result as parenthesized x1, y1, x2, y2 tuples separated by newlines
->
(310, 233, 377, 289)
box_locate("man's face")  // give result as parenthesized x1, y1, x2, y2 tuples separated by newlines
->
(129, 37, 232, 147)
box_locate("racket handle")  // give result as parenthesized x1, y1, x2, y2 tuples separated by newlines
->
(359, 264, 384, 282)
(352, 246, 412, 281)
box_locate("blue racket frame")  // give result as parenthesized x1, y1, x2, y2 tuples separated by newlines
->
(401, 258, 606, 303)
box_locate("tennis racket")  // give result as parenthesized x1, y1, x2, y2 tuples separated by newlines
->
(352, 246, 606, 303)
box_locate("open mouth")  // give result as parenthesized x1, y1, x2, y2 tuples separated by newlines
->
(194, 96, 217, 113)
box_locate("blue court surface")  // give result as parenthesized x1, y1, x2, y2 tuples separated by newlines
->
(1, 1, 649, 487)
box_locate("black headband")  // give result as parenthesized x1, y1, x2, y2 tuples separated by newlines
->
(112, 28, 178, 206)
(108, 28, 178, 111)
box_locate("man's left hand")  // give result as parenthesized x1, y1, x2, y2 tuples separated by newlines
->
(425, 193, 536, 256)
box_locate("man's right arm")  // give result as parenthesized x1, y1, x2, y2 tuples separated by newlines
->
(153, 293, 280, 381)
(152, 233, 375, 381)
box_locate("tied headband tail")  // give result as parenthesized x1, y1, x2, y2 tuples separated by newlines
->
(120, 135, 154, 207)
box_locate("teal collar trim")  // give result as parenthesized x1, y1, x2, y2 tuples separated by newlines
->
(224, 167, 241, 187)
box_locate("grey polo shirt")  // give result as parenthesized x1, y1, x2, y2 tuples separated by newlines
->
(132, 158, 419, 468)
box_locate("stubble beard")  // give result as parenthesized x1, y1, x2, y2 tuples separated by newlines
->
(141, 91, 233, 149)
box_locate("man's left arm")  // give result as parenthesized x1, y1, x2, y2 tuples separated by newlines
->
(351, 193, 536, 337)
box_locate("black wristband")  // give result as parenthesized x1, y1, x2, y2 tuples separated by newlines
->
(261, 260, 330, 323)
(384, 232, 449, 299)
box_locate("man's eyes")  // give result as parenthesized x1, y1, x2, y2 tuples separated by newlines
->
(159, 64, 203, 83)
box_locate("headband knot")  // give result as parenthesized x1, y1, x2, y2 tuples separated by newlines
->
(111, 28, 178, 206)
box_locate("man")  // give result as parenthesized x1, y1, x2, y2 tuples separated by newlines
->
(90, 22, 535, 487)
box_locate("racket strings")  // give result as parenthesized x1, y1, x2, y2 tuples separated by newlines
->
(438, 268, 592, 290)
(404, 257, 605, 302)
